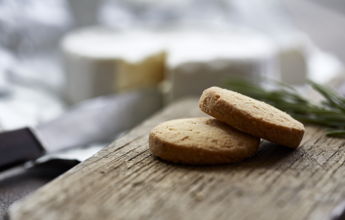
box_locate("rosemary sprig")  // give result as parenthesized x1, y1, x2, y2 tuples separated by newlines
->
(225, 78, 345, 138)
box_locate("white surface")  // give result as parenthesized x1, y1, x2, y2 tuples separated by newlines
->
(308, 49, 343, 84)
(63, 27, 274, 63)
(0, 85, 65, 130)
(62, 28, 164, 62)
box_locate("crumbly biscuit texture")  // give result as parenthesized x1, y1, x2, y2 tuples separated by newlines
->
(149, 118, 260, 164)
(199, 87, 305, 148)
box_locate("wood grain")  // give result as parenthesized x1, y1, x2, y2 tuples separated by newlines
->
(8, 98, 345, 220)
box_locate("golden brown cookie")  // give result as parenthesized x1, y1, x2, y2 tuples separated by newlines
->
(199, 87, 305, 148)
(149, 117, 260, 165)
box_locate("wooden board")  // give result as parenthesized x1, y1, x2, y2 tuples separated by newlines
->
(8, 98, 345, 220)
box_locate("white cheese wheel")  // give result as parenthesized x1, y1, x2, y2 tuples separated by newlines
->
(164, 30, 275, 101)
(274, 33, 309, 85)
(62, 27, 275, 103)
(62, 28, 166, 104)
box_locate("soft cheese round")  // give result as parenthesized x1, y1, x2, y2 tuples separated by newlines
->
(149, 118, 260, 165)
(62, 27, 275, 103)
(199, 87, 305, 148)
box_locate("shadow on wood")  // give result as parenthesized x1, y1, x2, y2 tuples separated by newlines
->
(153, 141, 296, 172)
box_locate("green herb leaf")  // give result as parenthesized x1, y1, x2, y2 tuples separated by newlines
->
(225, 78, 345, 138)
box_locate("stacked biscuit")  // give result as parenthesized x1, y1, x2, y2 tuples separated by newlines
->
(149, 87, 305, 165)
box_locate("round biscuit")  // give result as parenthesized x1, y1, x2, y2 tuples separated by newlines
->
(149, 117, 260, 165)
(199, 87, 305, 148)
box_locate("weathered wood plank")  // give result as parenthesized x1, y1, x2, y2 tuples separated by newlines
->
(8, 98, 345, 220)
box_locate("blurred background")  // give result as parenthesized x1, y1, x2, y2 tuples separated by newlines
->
(0, 0, 345, 217)
(0, 0, 344, 130)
